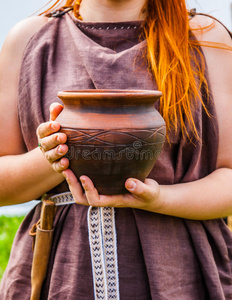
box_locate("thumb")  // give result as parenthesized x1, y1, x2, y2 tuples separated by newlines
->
(125, 178, 159, 201)
(49, 102, 64, 121)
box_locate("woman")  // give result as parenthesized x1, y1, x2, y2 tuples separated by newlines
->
(0, 0, 232, 299)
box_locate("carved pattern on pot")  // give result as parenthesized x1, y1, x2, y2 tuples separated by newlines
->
(62, 126, 166, 147)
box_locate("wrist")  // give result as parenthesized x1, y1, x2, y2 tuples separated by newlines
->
(149, 183, 166, 213)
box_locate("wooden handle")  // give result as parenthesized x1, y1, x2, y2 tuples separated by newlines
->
(40, 200, 55, 230)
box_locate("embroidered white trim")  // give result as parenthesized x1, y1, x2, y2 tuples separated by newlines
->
(101, 207, 120, 298)
(76, 23, 139, 30)
(88, 206, 120, 300)
(50, 192, 75, 206)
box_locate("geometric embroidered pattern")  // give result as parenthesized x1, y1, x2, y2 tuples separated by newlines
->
(50, 192, 75, 206)
(88, 206, 120, 299)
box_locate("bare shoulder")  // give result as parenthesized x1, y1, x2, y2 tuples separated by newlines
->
(188, 14, 232, 86)
(0, 16, 52, 156)
(1, 16, 51, 58)
(0, 16, 53, 76)
(189, 15, 232, 169)
(189, 14, 232, 97)
(189, 14, 232, 46)
(0, 15, 52, 90)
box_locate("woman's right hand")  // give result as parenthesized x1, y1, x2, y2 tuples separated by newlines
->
(36, 103, 69, 173)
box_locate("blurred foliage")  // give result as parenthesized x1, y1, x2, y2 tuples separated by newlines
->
(0, 215, 24, 281)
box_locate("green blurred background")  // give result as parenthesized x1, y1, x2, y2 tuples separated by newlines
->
(0, 216, 25, 280)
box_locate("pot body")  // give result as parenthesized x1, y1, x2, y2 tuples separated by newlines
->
(57, 90, 166, 195)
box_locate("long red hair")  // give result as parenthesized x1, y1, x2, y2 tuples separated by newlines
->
(40, 0, 229, 139)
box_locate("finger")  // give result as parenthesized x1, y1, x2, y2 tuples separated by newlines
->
(52, 157, 70, 173)
(63, 170, 89, 205)
(50, 102, 64, 121)
(97, 194, 130, 208)
(44, 144, 68, 163)
(125, 178, 159, 201)
(37, 121, 61, 139)
(80, 176, 100, 206)
(80, 176, 136, 207)
(39, 132, 67, 151)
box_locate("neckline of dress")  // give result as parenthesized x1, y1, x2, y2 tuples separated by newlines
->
(68, 11, 144, 31)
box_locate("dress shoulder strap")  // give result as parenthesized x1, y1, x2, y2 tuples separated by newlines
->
(45, 6, 73, 18)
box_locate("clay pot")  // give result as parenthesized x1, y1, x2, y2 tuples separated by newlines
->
(57, 90, 166, 195)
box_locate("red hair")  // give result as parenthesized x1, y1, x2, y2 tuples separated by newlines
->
(40, 0, 230, 139)
(142, 0, 210, 140)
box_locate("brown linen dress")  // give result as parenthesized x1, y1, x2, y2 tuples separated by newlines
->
(1, 13, 232, 299)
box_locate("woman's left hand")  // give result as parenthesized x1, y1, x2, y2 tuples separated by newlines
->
(62, 169, 163, 211)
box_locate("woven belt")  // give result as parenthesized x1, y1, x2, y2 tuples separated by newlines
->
(49, 192, 76, 206)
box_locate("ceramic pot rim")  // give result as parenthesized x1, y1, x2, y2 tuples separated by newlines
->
(57, 89, 162, 100)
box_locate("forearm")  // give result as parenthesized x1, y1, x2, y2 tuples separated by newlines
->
(0, 148, 64, 206)
(157, 168, 232, 220)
